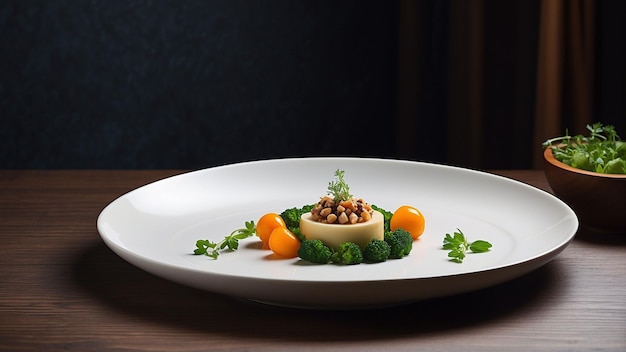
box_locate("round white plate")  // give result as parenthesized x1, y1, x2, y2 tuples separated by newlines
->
(97, 158, 578, 309)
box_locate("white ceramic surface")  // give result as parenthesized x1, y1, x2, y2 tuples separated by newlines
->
(97, 158, 578, 309)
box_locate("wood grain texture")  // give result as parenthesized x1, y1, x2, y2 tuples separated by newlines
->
(1, 170, 625, 352)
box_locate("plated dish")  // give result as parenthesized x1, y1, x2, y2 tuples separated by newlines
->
(97, 158, 578, 309)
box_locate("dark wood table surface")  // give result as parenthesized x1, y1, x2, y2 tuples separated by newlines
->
(1, 169, 625, 351)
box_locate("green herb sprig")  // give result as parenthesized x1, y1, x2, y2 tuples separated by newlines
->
(543, 122, 626, 174)
(443, 229, 492, 263)
(194, 221, 256, 259)
(327, 169, 353, 201)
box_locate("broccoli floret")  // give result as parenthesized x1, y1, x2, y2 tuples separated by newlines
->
(280, 204, 314, 228)
(280, 205, 314, 241)
(289, 227, 306, 242)
(385, 228, 413, 259)
(330, 242, 363, 265)
(371, 204, 392, 232)
(297, 239, 332, 264)
(362, 238, 391, 263)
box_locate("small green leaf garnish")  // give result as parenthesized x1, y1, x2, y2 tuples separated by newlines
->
(194, 220, 256, 259)
(327, 169, 353, 202)
(443, 229, 492, 263)
(469, 240, 493, 253)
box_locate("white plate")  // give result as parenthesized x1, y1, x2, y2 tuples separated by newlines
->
(97, 158, 578, 309)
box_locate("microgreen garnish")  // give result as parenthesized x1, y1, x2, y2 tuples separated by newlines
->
(443, 229, 492, 263)
(327, 169, 353, 202)
(194, 221, 256, 259)
(543, 122, 626, 174)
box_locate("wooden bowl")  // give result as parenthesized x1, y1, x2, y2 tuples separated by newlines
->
(543, 147, 626, 234)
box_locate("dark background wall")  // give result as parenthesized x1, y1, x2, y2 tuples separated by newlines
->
(1, 0, 398, 169)
(1, 0, 624, 170)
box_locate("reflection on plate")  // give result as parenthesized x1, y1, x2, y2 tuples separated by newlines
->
(97, 158, 578, 309)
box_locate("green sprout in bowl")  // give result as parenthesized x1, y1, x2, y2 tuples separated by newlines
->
(543, 122, 626, 174)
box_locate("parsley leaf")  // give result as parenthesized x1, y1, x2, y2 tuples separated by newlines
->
(469, 240, 493, 253)
(443, 229, 492, 263)
(194, 220, 256, 259)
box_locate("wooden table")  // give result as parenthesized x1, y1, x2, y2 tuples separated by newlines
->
(1, 169, 625, 351)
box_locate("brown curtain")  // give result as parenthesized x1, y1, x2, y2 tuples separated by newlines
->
(446, 0, 485, 168)
(396, 0, 600, 170)
(534, 0, 595, 168)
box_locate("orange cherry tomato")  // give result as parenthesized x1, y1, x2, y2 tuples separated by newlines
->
(256, 213, 286, 248)
(268, 227, 300, 258)
(390, 205, 425, 240)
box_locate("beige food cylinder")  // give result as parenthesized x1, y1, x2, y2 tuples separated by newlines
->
(299, 210, 384, 249)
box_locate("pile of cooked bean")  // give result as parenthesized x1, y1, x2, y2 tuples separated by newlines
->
(309, 196, 374, 224)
